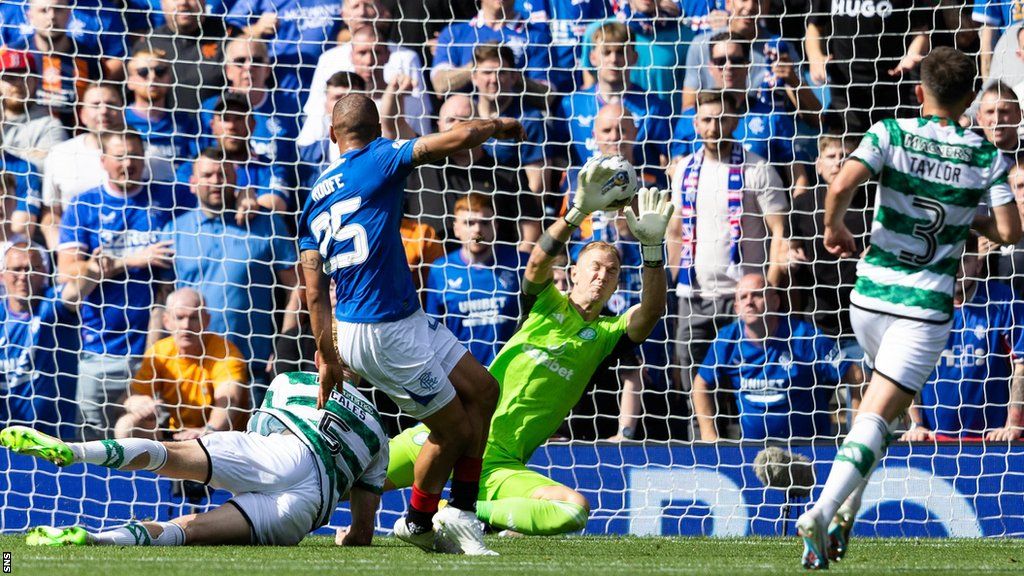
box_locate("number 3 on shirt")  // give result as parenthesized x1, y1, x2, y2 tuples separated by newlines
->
(310, 198, 368, 270)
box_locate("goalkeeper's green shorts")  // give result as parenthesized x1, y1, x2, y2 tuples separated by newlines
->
(388, 424, 562, 501)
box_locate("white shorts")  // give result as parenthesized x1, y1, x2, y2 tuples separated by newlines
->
(336, 310, 464, 419)
(850, 305, 952, 393)
(200, 431, 328, 545)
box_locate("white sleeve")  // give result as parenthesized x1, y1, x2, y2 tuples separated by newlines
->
(987, 153, 1015, 207)
(354, 441, 389, 494)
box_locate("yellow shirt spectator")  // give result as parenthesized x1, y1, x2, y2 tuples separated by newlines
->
(131, 334, 248, 430)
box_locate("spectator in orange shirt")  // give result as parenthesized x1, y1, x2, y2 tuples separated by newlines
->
(115, 287, 250, 441)
(401, 217, 444, 292)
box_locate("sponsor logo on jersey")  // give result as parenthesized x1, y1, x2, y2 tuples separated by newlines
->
(522, 343, 575, 380)
(413, 430, 429, 446)
(447, 277, 464, 289)
(831, 0, 893, 18)
(578, 327, 597, 341)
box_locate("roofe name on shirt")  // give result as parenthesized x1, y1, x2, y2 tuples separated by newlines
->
(311, 173, 344, 203)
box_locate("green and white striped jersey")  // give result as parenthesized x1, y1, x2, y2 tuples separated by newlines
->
(248, 372, 389, 529)
(850, 116, 1014, 322)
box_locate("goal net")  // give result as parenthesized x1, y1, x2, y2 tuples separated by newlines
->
(0, 0, 1021, 539)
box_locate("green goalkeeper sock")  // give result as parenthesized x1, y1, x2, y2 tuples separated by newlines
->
(477, 498, 588, 536)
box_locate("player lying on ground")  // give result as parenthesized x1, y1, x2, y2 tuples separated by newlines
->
(300, 93, 535, 555)
(1, 368, 388, 547)
(797, 46, 1023, 570)
(364, 185, 673, 537)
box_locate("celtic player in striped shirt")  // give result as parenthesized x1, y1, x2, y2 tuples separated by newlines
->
(797, 47, 1022, 570)
(0, 367, 388, 548)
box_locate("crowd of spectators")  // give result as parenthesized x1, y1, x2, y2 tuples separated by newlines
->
(0, 0, 1022, 444)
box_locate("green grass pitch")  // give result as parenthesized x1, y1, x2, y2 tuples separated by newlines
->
(1, 535, 1021, 575)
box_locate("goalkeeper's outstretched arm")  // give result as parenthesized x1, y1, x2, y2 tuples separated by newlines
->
(623, 188, 674, 343)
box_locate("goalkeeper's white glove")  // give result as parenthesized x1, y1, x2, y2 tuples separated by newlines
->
(624, 187, 675, 266)
(566, 156, 626, 227)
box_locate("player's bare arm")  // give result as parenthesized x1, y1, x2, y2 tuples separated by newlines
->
(824, 159, 872, 257)
(411, 118, 525, 166)
(300, 249, 345, 408)
(338, 487, 381, 546)
(623, 187, 674, 343)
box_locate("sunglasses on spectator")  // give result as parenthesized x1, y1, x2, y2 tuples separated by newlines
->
(134, 66, 170, 78)
(711, 55, 749, 67)
(229, 57, 269, 66)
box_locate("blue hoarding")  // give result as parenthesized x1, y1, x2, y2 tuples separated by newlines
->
(2, 443, 1022, 537)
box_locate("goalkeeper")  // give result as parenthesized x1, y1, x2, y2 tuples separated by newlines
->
(379, 181, 674, 536)
(1, 365, 388, 548)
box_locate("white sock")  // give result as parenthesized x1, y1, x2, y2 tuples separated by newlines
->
(811, 413, 889, 523)
(68, 439, 168, 471)
(90, 522, 184, 546)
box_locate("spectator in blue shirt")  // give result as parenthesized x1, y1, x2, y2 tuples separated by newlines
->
(471, 43, 563, 199)
(200, 37, 300, 192)
(179, 94, 290, 212)
(2, 151, 41, 237)
(682, 0, 820, 122)
(515, 0, 615, 92)
(432, 0, 558, 95)
(671, 33, 810, 188)
(0, 239, 108, 438)
(225, 0, 341, 93)
(558, 22, 671, 175)
(125, 48, 201, 164)
(973, 0, 1020, 80)
(904, 242, 1024, 442)
(424, 193, 525, 367)
(693, 273, 854, 441)
(161, 147, 300, 399)
(56, 130, 190, 440)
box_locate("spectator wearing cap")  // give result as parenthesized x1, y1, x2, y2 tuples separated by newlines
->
(199, 37, 301, 192)
(299, 0, 430, 148)
(56, 130, 192, 440)
(471, 44, 562, 205)
(558, 23, 671, 181)
(125, 49, 201, 164)
(225, 0, 342, 93)
(0, 239, 110, 439)
(180, 94, 291, 212)
(432, 0, 559, 95)
(28, 83, 175, 249)
(131, 0, 227, 115)
(0, 48, 66, 168)
(160, 147, 300, 402)
(515, 0, 615, 92)
(403, 94, 539, 247)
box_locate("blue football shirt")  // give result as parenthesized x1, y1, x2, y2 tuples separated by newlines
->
(4, 152, 42, 216)
(921, 281, 1024, 436)
(0, 286, 80, 438)
(698, 319, 849, 440)
(670, 100, 801, 164)
(434, 14, 558, 89)
(161, 211, 297, 370)
(557, 85, 672, 170)
(424, 246, 525, 366)
(58, 182, 191, 356)
(199, 92, 301, 180)
(125, 107, 200, 164)
(298, 137, 421, 323)
(515, 0, 614, 91)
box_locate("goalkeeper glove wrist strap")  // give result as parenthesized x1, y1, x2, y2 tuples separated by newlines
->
(538, 230, 566, 257)
(641, 243, 665, 267)
(564, 207, 586, 228)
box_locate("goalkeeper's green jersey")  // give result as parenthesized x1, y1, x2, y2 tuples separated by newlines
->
(248, 372, 389, 529)
(486, 283, 630, 463)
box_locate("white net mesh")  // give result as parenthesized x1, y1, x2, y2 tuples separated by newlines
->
(0, 0, 1022, 539)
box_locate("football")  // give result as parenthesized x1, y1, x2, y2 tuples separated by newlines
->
(595, 155, 639, 210)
